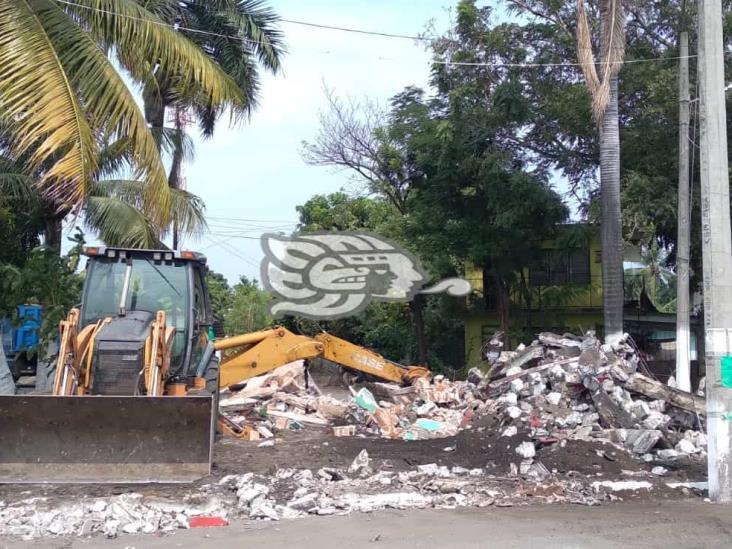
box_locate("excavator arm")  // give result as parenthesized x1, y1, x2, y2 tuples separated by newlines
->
(213, 326, 430, 388)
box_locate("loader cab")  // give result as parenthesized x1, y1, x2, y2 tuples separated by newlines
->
(79, 247, 212, 379)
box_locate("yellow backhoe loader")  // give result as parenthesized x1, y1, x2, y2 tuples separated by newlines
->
(0, 247, 429, 484)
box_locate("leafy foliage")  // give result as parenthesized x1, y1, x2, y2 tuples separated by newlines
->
(0, 230, 85, 349)
(222, 276, 273, 336)
(0, 0, 247, 220)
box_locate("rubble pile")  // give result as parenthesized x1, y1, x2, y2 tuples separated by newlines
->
(0, 458, 606, 539)
(219, 360, 479, 441)
(475, 332, 708, 463)
(220, 332, 708, 464)
(0, 331, 708, 541)
(0, 492, 231, 539)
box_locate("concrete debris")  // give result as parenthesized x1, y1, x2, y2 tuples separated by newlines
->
(348, 449, 371, 475)
(217, 333, 707, 464)
(591, 480, 653, 492)
(515, 441, 536, 459)
(3, 332, 703, 540)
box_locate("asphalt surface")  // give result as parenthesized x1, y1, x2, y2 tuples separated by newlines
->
(4, 500, 732, 549)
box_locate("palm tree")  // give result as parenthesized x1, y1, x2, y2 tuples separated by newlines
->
(85, 180, 207, 248)
(576, 0, 625, 343)
(139, 0, 284, 247)
(0, 0, 248, 231)
(625, 241, 677, 313)
(0, 147, 206, 250)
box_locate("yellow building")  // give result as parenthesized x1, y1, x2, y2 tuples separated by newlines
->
(464, 225, 700, 379)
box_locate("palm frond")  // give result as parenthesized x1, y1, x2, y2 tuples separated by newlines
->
(89, 179, 207, 242)
(183, 0, 284, 72)
(84, 193, 160, 248)
(0, 0, 97, 209)
(149, 126, 196, 162)
(0, 171, 37, 203)
(169, 187, 207, 237)
(575, 0, 599, 100)
(66, 0, 247, 114)
(226, 0, 285, 72)
(595, 0, 625, 116)
(575, 0, 625, 121)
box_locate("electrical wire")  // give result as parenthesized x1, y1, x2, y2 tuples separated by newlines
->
(202, 234, 261, 269)
(278, 17, 429, 41)
(53, 0, 701, 70)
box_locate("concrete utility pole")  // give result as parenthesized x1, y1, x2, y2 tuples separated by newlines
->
(676, 25, 692, 393)
(698, 0, 732, 502)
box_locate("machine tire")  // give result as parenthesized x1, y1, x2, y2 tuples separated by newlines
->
(203, 355, 221, 435)
(34, 355, 57, 394)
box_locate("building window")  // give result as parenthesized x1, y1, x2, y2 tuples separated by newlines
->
(530, 248, 591, 286)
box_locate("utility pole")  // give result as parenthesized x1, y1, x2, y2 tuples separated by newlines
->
(698, 0, 732, 502)
(675, 9, 691, 393)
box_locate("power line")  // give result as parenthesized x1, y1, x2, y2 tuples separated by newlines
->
(279, 18, 430, 41)
(208, 232, 264, 240)
(202, 234, 261, 269)
(208, 215, 298, 223)
(53, 0, 701, 69)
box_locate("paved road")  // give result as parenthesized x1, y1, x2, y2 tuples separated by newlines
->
(3, 500, 732, 549)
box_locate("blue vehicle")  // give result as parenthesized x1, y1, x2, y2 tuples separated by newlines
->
(0, 305, 42, 381)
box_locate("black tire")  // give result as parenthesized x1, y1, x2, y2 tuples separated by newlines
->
(34, 355, 57, 394)
(203, 355, 221, 435)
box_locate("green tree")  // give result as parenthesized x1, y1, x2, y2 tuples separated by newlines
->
(223, 277, 272, 336)
(0, 0, 247, 239)
(206, 270, 232, 327)
(294, 193, 466, 373)
(0, 230, 85, 347)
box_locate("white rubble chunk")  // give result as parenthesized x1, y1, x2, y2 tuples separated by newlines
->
(648, 400, 666, 413)
(89, 500, 107, 513)
(656, 449, 679, 460)
(546, 392, 562, 406)
(515, 441, 536, 459)
(592, 480, 652, 492)
(102, 519, 120, 538)
(642, 411, 670, 430)
(549, 364, 566, 381)
(122, 521, 143, 534)
(348, 449, 371, 475)
(498, 393, 518, 406)
(249, 498, 279, 520)
(675, 438, 698, 454)
(506, 406, 522, 419)
(518, 401, 533, 413)
(630, 400, 650, 419)
(509, 379, 524, 393)
(501, 425, 518, 438)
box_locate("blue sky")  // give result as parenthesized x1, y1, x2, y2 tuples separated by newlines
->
(179, 1, 458, 283)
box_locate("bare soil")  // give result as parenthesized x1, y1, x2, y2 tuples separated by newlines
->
(0, 413, 706, 506)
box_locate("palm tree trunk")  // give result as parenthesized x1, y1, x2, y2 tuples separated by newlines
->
(43, 213, 64, 255)
(168, 141, 183, 249)
(600, 76, 624, 343)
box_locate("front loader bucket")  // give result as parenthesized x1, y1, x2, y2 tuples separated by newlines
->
(0, 395, 214, 484)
